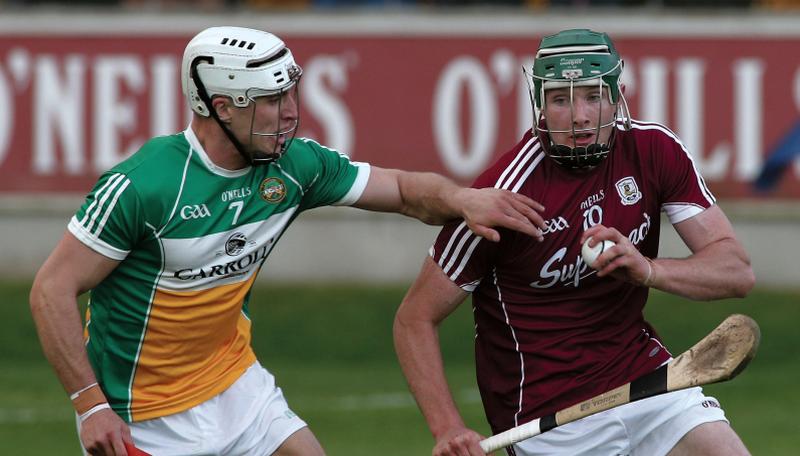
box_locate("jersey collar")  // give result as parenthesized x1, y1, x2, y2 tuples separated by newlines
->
(183, 125, 252, 178)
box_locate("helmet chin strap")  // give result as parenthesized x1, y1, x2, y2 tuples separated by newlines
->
(191, 58, 267, 167)
(547, 141, 612, 169)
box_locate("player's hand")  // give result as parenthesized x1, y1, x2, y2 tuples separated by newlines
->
(580, 224, 653, 286)
(433, 426, 488, 456)
(80, 408, 134, 455)
(458, 188, 545, 242)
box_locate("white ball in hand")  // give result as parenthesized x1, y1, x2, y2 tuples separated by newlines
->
(581, 237, 616, 269)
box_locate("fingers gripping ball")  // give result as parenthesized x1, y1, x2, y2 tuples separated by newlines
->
(581, 236, 616, 269)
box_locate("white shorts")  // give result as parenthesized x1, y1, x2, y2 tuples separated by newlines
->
(511, 387, 727, 456)
(79, 362, 307, 456)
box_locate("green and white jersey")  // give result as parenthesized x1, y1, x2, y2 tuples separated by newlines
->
(68, 127, 369, 422)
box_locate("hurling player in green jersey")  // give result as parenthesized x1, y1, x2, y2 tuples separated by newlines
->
(30, 27, 548, 456)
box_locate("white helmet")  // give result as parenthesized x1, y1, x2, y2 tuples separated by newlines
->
(181, 26, 302, 117)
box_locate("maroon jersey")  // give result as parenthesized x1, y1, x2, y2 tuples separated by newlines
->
(430, 120, 715, 434)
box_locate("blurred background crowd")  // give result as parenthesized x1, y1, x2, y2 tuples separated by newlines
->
(3, 0, 799, 11)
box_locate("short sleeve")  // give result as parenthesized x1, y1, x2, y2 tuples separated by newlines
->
(68, 172, 145, 260)
(292, 138, 370, 210)
(654, 131, 716, 224)
(430, 219, 500, 293)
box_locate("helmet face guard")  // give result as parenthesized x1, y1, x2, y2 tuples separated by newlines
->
(245, 81, 302, 164)
(182, 26, 304, 165)
(525, 29, 632, 169)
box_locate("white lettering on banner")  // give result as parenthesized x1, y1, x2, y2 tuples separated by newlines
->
(151, 56, 177, 137)
(681, 58, 744, 179)
(0, 48, 33, 169)
(33, 54, 86, 175)
(677, 59, 728, 179)
(434, 56, 497, 178)
(302, 55, 354, 156)
(490, 50, 517, 97)
(0, 60, 11, 168)
(93, 56, 145, 173)
(734, 59, 764, 180)
(7, 47, 32, 90)
(0, 42, 792, 196)
(639, 58, 668, 124)
(619, 59, 637, 98)
(17, 50, 358, 178)
(434, 52, 767, 184)
(618, 57, 765, 181)
(517, 55, 535, 138)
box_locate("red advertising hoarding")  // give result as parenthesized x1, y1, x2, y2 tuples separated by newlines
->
(0, 25, 798, 200)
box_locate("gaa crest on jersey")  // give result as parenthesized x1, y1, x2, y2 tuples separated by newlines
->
(615, 177, 642, 206)
(259, 177, 286, 203)
(225, 232, 248, 256)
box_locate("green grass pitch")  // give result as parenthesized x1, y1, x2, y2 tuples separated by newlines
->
(1, 282, 797, 455)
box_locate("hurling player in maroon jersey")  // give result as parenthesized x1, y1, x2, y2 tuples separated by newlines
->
(394, 29, 754, 456)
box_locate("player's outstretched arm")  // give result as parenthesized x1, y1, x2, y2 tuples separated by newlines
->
(30, 233, 135, 455)
(394, 257, 487, 456)
(353, 166, 546, 242)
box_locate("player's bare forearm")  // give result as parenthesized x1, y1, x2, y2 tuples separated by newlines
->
(30, 267, 100, 394)
(394, 258, 485, 454)
(30, 234, 136, 453)
(648, 237, 754, 300)
(394, 314, 487, 455)
(352, 168, 454, 222)
(394, 313, 464, 435)
(398, 172, 545, 241)
(395, 171, 463, 224)
(29, 233, 119, 395)
(355, 167, 546, 242)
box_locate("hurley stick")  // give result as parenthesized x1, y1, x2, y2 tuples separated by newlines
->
(480, 314, 760, 453)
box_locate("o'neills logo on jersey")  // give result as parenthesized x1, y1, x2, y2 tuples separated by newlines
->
(173, 244, 269, 281)
(615, 177, 642, 206)
(259, 177, 286, 204)
(221, 187, 252, 202)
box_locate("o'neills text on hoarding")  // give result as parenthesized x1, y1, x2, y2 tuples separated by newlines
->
(1, 33, 798, 198)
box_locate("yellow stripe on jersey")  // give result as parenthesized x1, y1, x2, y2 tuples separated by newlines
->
(129, 273, 258, 421)
(83, 307, 91, 340)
